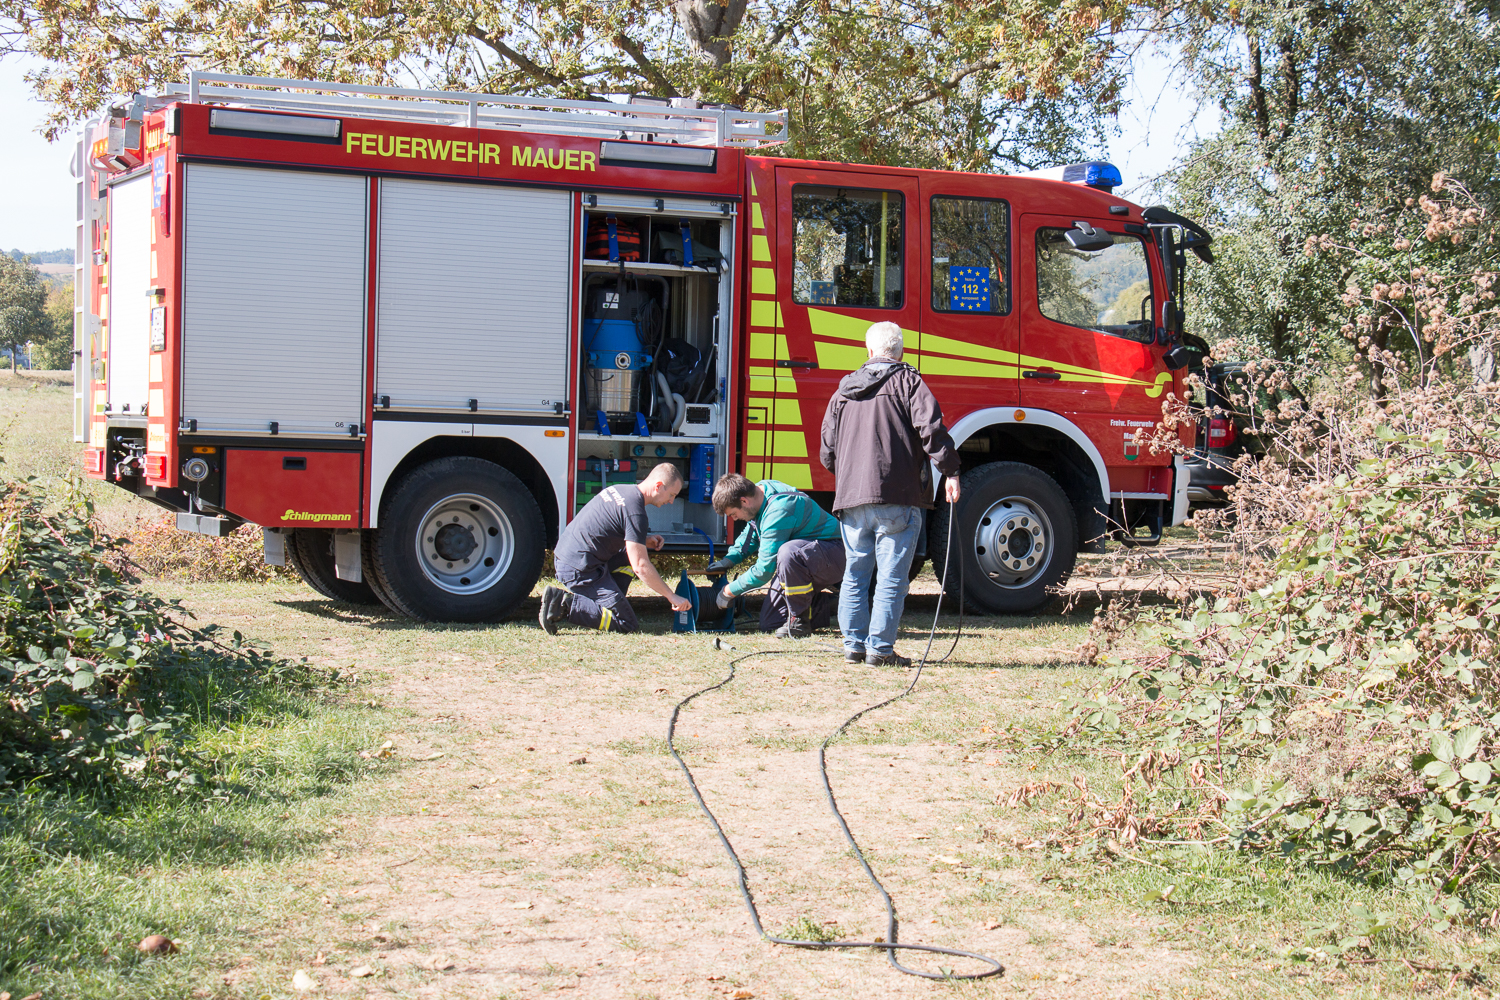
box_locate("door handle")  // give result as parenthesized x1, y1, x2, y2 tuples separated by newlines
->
(1023, 370, 1062, 381)
(776, 360, 818, 369)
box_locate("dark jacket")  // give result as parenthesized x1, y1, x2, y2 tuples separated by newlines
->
(819, 358, 961, 511)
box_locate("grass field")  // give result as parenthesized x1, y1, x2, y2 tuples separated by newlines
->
(0, 378, 1492, 999)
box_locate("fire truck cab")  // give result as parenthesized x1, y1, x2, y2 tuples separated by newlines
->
(74, 75, 1210, 622)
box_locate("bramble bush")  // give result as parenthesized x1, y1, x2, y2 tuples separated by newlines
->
(0, 479, 311, 791)
(1047, 178, 1500, 906)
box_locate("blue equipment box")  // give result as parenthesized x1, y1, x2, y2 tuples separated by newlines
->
(688, 444, 714, 504)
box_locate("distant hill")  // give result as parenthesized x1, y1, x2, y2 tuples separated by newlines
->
(6, 249, 73, 265)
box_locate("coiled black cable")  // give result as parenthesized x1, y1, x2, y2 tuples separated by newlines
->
(666, 509, 1002, 979)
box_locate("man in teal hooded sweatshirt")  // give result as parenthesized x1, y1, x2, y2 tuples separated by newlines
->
(707, 473, 844, 638)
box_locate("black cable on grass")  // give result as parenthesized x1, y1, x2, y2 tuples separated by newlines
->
(667, 512, 1002, 980)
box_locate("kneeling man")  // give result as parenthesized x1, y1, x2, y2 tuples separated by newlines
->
(708, 474, 844, 638)
(540, 463, 692, 634)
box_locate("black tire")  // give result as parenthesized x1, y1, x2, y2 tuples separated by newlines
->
(369, 457, 545, 623)
(361, 529, 409, 617)
(931, 462, 1077, 614)
(285, 529, 382, 605)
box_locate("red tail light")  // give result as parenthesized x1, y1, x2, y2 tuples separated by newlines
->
(1207, 417, 1238, 448)
(83, 449, 106, 476)
(144, 455, 167, 480)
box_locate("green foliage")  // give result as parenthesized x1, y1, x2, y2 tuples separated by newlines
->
(1066, 413, 1500, 899)
(0, 478, 308, 790)
(33, 283, 74, 371)
(0, 253, 53, 370)
(1159, 0, 1500, 368)
(7, 0, 1129, 170)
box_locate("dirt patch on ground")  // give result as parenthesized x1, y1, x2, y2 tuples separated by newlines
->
(185, 577, 1202, 1000)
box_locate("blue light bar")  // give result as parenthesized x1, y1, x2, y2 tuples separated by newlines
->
(1017, 161, 1123, 193)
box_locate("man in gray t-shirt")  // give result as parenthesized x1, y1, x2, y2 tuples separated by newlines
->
(541, 463, 692, 633)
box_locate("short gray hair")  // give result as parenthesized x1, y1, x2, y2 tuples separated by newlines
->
(865, 321, 903, 359)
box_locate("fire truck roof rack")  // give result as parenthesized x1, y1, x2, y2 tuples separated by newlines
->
(168, 72, 790, 149)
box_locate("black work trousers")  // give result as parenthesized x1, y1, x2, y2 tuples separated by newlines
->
(557, 553, 639, 634)
(758, 538, 845, 632)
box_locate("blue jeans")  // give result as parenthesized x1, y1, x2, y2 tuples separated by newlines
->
(837, 503, 922, 658)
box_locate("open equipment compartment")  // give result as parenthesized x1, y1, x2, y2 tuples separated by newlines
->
(574, 192, 735, 547)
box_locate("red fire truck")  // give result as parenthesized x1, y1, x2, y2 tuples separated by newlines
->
(73, 74, 1211, 621)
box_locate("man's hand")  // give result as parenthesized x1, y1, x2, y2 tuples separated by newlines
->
(945, 476, 961, 503)
(646, 534, 665, 551)
(705, 557, 735, 575)
(716, 587, 734, 610)
(669, 593, 693, 612)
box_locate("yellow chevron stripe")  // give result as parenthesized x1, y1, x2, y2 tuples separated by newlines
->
(752, 235, 772, 262)
(805, 308, 1172, 394)
(768, 462, 813, 488)
(748, 396, 803, 425)
(752, 267, 775, 294)
(750, 299, 784, 328)
(771, 432, 807, 458)
(751, 176, 758, 196)
(751, 202, 765, 229)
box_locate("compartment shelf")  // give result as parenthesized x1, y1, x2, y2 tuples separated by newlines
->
(577, 432, 718, 445)
(580, 259, 721, 276)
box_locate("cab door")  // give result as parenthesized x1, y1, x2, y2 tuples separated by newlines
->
(771, 166, 920, 492)
(918, 184, 1018, 408)
(1017, 213, 1169, 423)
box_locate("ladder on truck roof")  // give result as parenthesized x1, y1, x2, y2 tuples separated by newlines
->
(165, 72, 789, 149)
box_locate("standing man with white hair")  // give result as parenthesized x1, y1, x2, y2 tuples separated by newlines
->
(819, 321, 961, 666)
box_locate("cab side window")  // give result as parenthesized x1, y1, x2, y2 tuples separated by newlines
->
(1035, 228, 1153, 343)
(792, 185, 904, 309)
(931, 196, 1009, 314)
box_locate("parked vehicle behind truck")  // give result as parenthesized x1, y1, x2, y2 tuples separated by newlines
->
(75, 74, 1212, 620)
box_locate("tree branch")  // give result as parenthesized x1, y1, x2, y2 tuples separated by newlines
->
(857, 57, 1004, 128)
(466, 24, 582, 94)
(611, 32, 680, 97)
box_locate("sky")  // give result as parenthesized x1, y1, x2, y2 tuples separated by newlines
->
(0, 45, 1216, 254)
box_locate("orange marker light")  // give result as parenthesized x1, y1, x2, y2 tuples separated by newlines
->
(544, 429, 566, 438)
(1014, 409, 1026, 421)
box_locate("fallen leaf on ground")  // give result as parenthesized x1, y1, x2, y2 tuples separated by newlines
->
(934, 855, 963, 865)
(292, 969, 317, 991)
(137, 934, 178, 954)
(311, 951, 326, 965)
(733, 991, 755, 999)
(509, 901, 533, 909)
(349, 965, 375, 978)
(569, 756, 587, 765)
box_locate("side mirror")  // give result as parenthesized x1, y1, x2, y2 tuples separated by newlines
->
(1064, 221, 1114, 253)
(1163, 344, 1194, 371)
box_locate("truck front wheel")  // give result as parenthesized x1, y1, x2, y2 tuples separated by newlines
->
(285, 529, 381, 605)
(369, 457, 545, 623)
(931, 462, 1077, 614)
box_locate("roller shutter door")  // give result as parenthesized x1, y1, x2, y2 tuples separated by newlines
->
(376, 180, 570, 412)
(181, 165, 367, 435)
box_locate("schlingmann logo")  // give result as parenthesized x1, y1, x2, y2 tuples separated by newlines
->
(282, 509, 352, 522)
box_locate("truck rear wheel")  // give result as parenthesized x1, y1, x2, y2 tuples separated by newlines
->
(285, 529, 381, 605)
(369, 457, 545, 623)
(931, 462, 1077, 614)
